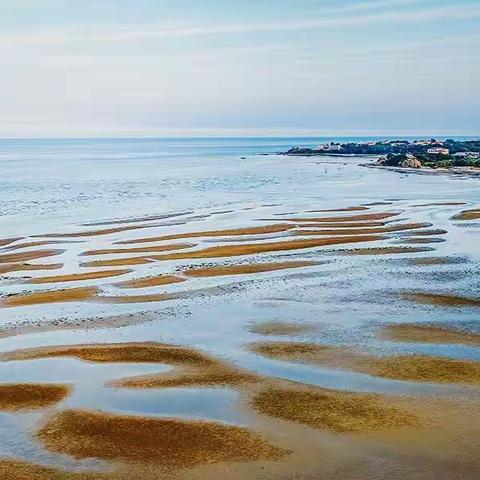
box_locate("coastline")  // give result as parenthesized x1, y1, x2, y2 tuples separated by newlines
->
(362, 162, 480, 177)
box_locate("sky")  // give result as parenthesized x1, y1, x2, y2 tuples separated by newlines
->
(0, 0, 478, 137)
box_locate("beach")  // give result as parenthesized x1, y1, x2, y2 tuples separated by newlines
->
(0, 137, 479, 479)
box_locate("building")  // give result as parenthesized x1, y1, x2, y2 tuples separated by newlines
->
(453, 152, 480, 159)
(313, 143, 342, 152)
(427, 147, 450, 155)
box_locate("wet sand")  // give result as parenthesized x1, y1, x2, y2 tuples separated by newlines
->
(0, 459, 110, 480)
(150, 235, 385, 261)
(403, 293, 480, 308)
(0, 263, 63, 276)
(249, 321, 315, 336)
(33, 223, 161, 238)
(116, 224, 294, 245)
(115, 275, 186, 289)
(81, 242, 195, 256)
(250, 341, 480, 384)
(0, 237, 23, 248)
(0, 384, 71, 411)
(380, 324, 480, 346)
(252, 386, 421, 433)
(26, 269, 132, 284)
(280, 212, 400, 223)
(94, 293, 176, 304)
(37, 409, 287, 469)
(293, 222, 431, 236)
(184, 261, 319, 278)
(0, 287, 98, 308)
(405, 256, 465, 266)
(1, 342, 217, 367)
(0, 249, 65, 264)
(338, 246, 433, 256)
(452, 208, 480, 221)
(80, 257, 154, 268)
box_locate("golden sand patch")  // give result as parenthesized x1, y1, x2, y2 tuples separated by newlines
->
(33, 223, 159, 238)
(0, 384, 70, 411)
(184, 261, 318, 278)
(114, 365, 260, 389)
(150, 235, 384, 261)
(0, 287, 98, 308)
(297, 221, 387, 228)
(406, 256, 462, 266)
(116, 224, 294, 245)
(380, 324, 480, 346)
(0, 237, 23, 247)
(0, 459, 111, 480)
(293, 222, 431, 236)
(250, 341, 480, 384)
(80, 257, 153, 268)
(452, 208, 480, 221)
(402, 292, 480, 308)
(402, 237, 445, 244)
(401, 229, 448, 236)
(1, 240, 82, 252)
(249, 321, 315, 336)
(81, 242, 195, 256)
(0, 263, 63, 276)
(0, 249, 65, 264)
(280, 212, 400, 223)
(0, 342, 216, 367)
(115, 275, 186, 289)
(252, 386, 420, 433)
(37, 409, 286, 469)
(94, 293, 176, 304)
(338, 246, 432, 256)
(26, 269, 132, 284)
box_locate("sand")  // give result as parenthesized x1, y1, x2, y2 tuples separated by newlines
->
(307, 206, 370, 212)
(380, 323, 480, 346)
(452, 209, 480, 221)
(116, 224, 294, 245)
(94, 293, 177, 304)
(0, 342, 216, 367)
(0, 287, 98, 308)
(249, 321, 315, 336)
(0, 384, 71, 411)
(149, 235, 384, 261)
(83, 211, 192, 227)
(81, 242, 195, 256)
(402, 292, 480, 308)
(293, 222, 431, 236)
(413, 202, 466, 207)
(37, 409, 287, 469)
(406, 256, 465, 266)
(280, 212, 400, 223)
(0, 237, 23, 248)
(2, 240, 82, 251)
(0, 249, 65, 264)
(0, 263, 63, 276)
(33, 223, 160, 238)
(184, 261, 319, 277)
(0, 459, 111, 480)
(252, 386, 420, 433)
(115, 275, 186, 289)
(338, 246, 433, 256)
(114, 365, 260, 389)
(80, 257, 153, 268)
(250, 341, 480, 385)
(26, 269, 132, 284)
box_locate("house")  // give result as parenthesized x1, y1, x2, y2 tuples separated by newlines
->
(313, 143, 342, 152)
(453, 152, 480, 159)
(427, 147, 450, 155)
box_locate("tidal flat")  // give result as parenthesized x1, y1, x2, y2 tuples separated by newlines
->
(0, 138, 479, 479)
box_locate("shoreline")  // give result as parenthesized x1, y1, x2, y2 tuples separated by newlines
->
(362, 162, 480, 177)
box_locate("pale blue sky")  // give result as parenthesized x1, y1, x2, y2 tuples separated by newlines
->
(0, 0, 478, 137)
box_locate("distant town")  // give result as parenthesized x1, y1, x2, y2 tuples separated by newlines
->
(284, 138, 480, 169)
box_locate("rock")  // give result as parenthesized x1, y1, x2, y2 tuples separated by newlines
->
(399, 156, 422, 169)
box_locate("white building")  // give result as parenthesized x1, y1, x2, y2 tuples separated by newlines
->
(453, 152, 480, 159)
(427, 147, 450, 155)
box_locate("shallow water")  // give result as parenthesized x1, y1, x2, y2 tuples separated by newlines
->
(0, 137, 479, 477)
